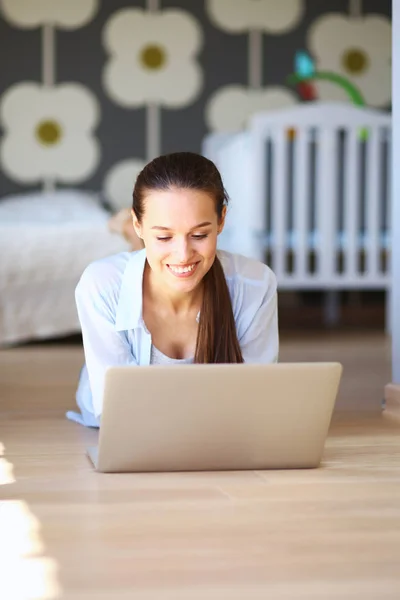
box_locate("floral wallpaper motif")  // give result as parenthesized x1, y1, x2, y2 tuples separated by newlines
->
(0, 83, 99, 183)
(207, 0, 304, 33)
(206, 85, 296, 132)
(103, 8, 203, 108)
(0, 0, 100, 191)
(101, 4, 203, 207)
(307, 14, 391, 108)
(104, 158, 145, 213)
(0, 0, 98, 29)
(0, 0, 391, 210)
(204, 0, 303, 132)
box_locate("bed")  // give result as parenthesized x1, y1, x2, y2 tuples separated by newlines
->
(0, 189, 131, 346)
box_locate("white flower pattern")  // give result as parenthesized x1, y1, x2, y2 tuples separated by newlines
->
(104, 159, 146, 213)
(307, 14, 391, 107)
(102, 8, 203, 108)
(0, 83, 100, 184)
(206, 0, 304, 33)
(206, 85, 297, 132)
(0, 0, 98, 29)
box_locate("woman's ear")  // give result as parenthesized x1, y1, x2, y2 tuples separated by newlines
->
(217, 206, 227, 234)
(131, 209, 142, 239)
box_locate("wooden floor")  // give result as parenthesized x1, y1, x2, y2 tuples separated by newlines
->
(1, 332, 400, 599)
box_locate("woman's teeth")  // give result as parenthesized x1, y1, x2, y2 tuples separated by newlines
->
(168, 264, 196, 274)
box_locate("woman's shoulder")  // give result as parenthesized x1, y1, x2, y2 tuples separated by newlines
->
(75, 250, 140, 300)
(217, 249, 276, 289)
(217, 251, 278, 328)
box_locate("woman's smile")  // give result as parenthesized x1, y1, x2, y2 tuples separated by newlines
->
(166, 262, 200, 278)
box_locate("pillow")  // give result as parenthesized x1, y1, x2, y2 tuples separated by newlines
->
(0, 189, 109, 225)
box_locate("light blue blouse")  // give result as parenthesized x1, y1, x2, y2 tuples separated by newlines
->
(66, 248, 279, 428)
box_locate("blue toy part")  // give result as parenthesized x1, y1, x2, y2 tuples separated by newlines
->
(295, 51, 315, 79)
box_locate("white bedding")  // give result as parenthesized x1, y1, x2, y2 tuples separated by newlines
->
(0, 190, 130, 345)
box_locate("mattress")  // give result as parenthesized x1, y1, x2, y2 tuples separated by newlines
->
(0, 190, 130, 345)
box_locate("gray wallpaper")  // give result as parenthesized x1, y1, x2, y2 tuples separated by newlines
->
(0, 0, 391, 210)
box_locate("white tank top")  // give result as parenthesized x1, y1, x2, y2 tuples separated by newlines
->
(150, 345, 194, 365)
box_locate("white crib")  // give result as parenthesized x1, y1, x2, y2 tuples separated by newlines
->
(203, 102, 392, 327)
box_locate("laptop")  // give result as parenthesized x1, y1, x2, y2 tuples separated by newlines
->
(87, 362, 342, 473)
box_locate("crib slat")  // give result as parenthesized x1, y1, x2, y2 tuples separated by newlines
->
(220, 134, 250, 257)
(315, 128, 337, 279)
(293, 127, 309, 279)
(270, 128, 287, 279)
(365, 127, 381, 279)
(384, 127, 392, 332)
(248, 127, 269, 262)
(343, 127, 359, 279)
(385, 127, 392, 276)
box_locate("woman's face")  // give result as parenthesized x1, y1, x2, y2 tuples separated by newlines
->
(132, 187, 226, 295)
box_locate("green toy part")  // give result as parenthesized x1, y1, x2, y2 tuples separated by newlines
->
(287, 71, 369, 140)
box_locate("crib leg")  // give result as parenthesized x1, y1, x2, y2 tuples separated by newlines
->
(323, 291, 341, 327)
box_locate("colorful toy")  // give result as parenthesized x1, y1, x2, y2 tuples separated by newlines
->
(288, 51, 368, 138)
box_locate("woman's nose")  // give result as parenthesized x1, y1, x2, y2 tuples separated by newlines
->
(174, 237, 192, 262)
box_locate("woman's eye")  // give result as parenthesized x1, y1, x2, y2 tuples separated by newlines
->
(156, 234, 208, 242)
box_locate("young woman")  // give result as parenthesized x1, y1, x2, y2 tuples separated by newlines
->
(67, 152, 279, 427)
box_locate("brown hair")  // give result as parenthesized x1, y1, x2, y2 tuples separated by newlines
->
(132, 152, 243, 364)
